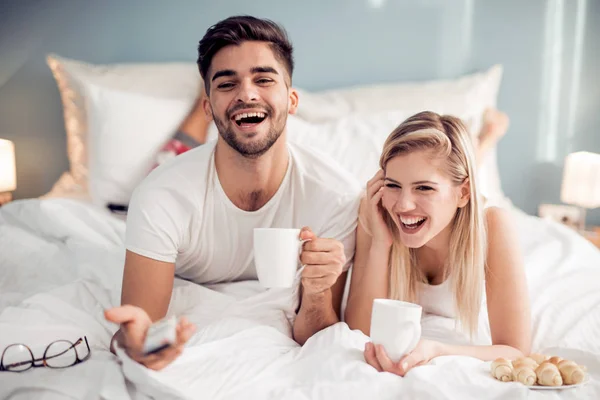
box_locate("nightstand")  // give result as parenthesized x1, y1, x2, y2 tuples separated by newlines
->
(582, 227, 600, 249)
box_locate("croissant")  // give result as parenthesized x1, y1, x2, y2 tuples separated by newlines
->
(512, 357, 538, 370)
(528, 353, 549, 365)
(491, 358, 513, 382)
(548, 356, 563, 366)
(513, 364, 537, 386)
(557, 360, 586, 385)
(536, 361, 563, 386)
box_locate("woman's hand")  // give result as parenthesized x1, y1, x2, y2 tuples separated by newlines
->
(364, 339, 442, 377)
(364, 169, 393, 248)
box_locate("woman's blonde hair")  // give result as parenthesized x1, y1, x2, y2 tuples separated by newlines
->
(380, 111, 487, 336)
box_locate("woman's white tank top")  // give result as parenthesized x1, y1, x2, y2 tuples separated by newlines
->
(417, 279, 457, 319)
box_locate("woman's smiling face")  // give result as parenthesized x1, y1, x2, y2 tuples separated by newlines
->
(381, 149, 470, 248)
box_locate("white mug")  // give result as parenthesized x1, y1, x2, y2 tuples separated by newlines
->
(370, 299, 422, 363)
(253, 228, 308, 288)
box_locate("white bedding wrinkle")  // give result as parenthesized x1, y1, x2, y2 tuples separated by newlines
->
(1, 198, 599, 399)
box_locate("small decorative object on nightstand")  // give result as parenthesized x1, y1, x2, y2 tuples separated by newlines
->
(561, 151, 600, 231)
(538, 203, 583, 230)
(0, 139, 17, 206)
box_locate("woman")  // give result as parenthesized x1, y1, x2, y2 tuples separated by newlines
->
(344, 111, 530, 376)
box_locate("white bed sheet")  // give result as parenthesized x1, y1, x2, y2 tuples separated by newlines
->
(0, 198, 599, 400)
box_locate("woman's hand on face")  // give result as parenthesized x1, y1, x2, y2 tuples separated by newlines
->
(364, 339, 441, 377)
(365, 169, 393, 248)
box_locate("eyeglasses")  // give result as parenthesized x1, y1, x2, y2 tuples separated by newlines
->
(0, 336, 91, 372)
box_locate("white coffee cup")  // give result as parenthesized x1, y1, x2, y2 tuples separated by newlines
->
(370, 299, 422, 362)
(253, 228, 308, 288)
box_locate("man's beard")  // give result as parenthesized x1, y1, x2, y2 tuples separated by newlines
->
(213, 103, 287, 159)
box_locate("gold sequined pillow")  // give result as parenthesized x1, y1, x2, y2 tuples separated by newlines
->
(44, 54, 200, 202)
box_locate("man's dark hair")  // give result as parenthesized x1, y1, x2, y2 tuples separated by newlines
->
(197, 15, 294, 92)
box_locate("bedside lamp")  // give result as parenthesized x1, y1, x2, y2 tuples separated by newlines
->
(0, 139, 17, 205)
(560, 151, 600, 231)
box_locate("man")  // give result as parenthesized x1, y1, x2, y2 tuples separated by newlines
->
(104, 15, 361, 371)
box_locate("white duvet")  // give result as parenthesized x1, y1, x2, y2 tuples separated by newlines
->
(0, 198, 599, 400)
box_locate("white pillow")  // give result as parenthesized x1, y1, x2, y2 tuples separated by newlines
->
(295, 65, 502, 126)
(84, 83, 195, 207)
(45, 54, 201, 203)
(287, 112, 404, 184)
(293, 65, 508, 205)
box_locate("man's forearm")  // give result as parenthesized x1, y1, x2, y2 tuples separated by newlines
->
(293, 289, 339, 345)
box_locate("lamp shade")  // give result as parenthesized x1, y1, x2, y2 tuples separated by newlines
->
(560, 151, 600, 209)
(0, 139, 17, 192)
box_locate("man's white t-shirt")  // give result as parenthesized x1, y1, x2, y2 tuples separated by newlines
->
(125, 139, 362, 285)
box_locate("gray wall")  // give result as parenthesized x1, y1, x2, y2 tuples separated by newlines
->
(0, 0, 599, 224)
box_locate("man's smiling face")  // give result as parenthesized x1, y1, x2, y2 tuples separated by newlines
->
(205, 41, 298, 158)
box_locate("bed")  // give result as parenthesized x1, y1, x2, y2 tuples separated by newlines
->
(0, 55, 599, 400)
